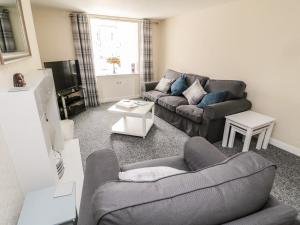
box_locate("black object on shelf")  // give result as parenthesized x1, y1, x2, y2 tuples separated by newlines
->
(57, 87, 86, 119)
(44, 59, 86, 119)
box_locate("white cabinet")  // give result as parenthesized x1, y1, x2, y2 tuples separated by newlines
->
(0, 69, 63, 194)
(96, 74, 140, 103)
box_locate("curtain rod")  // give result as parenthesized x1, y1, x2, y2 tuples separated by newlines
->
(87, 14, 160, 24)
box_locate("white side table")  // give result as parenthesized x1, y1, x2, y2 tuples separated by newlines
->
(17, 183, 77, 225)
(222, 111, 275, 152)
(108, 100, 155, 138)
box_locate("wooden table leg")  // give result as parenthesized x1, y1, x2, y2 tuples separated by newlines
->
(222, 120, 230, 147)
(228, 128, 236, 148)
(256, 129, 266, 150)
(262, 122, 274, 149)
(142, 115, 146, 139)
(243, 128, 253, 152)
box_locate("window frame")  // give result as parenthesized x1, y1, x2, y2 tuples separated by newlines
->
(88, 15, 141, 76)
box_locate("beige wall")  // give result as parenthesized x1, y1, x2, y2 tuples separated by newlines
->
(152, 22, 161, 81)
(32, 6, 75, 63)
(32, 7, 161, 79)
(0, 0, 42, 224)
(0, 0, 41, 88)
(159, 0, 300, 150)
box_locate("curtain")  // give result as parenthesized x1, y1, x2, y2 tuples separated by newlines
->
(140, 19, 153, 95)
(0, 9, 16, 52)
(70, 13, 99, 107)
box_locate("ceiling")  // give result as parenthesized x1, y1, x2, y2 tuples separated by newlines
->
(31, 0, 235, 19)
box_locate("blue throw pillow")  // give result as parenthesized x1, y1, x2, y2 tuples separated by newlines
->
(197, 91, 228, 108)
(171, 74, 188, 96)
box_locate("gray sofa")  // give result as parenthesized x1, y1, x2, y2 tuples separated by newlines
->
(144, 69, 252, 142)
(78, 137, 299, 225)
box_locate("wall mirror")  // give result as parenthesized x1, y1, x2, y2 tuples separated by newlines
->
(0, 0, 31, 64)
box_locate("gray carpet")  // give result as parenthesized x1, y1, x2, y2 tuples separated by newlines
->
(74, 102, 300, 215)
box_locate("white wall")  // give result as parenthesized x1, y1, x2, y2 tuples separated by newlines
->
(0, 0, 42, 224)
(159, 0, 300, 151)
(32, 6, 76, 63)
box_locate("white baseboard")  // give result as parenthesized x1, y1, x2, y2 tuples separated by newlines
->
(269, 138, 300, 157)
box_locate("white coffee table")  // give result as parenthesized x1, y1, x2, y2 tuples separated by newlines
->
(222, 111, 275, 152)
(108, 100, 155, 138)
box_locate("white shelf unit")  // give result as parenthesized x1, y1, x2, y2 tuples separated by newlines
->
(0, 70, 83, 210)
(59, 139, 83, 210)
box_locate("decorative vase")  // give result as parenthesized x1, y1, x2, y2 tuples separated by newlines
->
(113, 64, 116, 74)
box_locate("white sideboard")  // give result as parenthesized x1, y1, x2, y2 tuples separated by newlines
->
(96, 74, 140, 103)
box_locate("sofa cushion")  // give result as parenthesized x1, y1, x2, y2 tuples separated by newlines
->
(155, 78, 174, 93)
(158, 96, 188, 112)
(143, 90, 169, 103)
(170, 75, 188, 96)
(92, 152, 276, 225)
(163, 69, 209, 87)
(204, 79, 246, 100)
(185, 73, 209, 87)
(197, 91, 228, 108)
(182, 79, 207, 105)
(163, 69, 182, 80)
(176, 105, 204, 123)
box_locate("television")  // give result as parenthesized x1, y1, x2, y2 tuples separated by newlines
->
(44, 60, 82, 92)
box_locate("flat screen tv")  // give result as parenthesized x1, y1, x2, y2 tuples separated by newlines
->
(44, 60, 82, 92)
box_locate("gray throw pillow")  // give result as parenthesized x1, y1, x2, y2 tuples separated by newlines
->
(155, 78, 174, 93)
(183, 79, 207, 105)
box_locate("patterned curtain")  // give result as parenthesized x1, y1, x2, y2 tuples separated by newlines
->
(143, 19, 153, 82)
(70, 13, 99, 107)
(0, 9, 16, 53)
(140, 19, 153, 94)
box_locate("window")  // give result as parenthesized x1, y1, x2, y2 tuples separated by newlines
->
(90, 18, 139, 75)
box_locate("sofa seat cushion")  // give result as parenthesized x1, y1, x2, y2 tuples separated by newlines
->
(176, 105, 204, 123)
(143, 90, 169, 103)
(158, 96, 188, 112)
(92, 152, 276, 225)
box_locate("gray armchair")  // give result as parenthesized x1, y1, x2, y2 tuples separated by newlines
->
(78, 137, 298, 225)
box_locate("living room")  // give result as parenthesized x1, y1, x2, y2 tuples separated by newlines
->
(0, 0, 299, 225)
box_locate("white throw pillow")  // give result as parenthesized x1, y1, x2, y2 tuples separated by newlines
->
(183, 79, 207, 105)
(155, 78, 174, 93)
(119, 166, 186, 182)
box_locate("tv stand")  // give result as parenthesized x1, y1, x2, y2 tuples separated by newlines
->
(58, 87, 86, 119)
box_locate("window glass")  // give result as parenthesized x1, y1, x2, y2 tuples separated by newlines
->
(90, 18, 139, 75)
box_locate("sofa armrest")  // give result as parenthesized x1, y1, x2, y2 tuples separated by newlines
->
(145, 81, 159, 92)
(184, 137, 227, 171)
(203, 98, 252, 120)
(78, 149, 120, 225)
